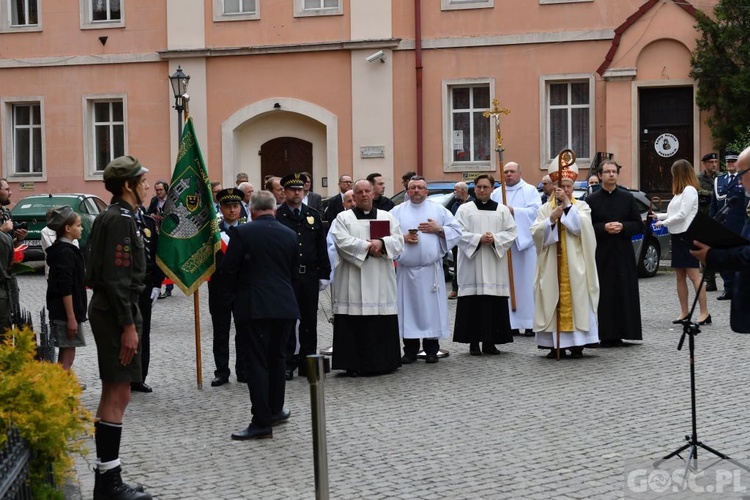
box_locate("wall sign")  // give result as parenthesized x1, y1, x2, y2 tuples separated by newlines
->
(654, 133, 679, 158)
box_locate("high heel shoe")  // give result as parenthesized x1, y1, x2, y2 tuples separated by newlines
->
(672, 316, 688, 324)
(697, 314, 712, 325)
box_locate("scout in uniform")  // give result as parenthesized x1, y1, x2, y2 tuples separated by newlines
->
(85, 156, 152, 500)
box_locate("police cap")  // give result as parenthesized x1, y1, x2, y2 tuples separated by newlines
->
(725, 150, 740, 162)
(103, 156, 149, 182)
(216, 187, 244, 205)
(280, 173, 308, 189)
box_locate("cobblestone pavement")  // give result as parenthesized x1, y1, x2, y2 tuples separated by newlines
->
(15, 268, 750, 499)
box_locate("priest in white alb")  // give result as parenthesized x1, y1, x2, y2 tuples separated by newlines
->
(453, 174, 518, 355)
(391, 176, 462, 364)
(491, 161, 542, 337)
(331, 179, 404, 376)
(531, 150, 599, 359)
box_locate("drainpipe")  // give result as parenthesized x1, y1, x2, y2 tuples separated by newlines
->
(415, 0, 423, 176)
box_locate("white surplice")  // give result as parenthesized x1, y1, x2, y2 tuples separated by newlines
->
(391, 200, 462, 340)
(455, 201, 518, 297)
(530, 200, 600, 348)
(491, 181, 542, 330)
(332, 209, 404, 316)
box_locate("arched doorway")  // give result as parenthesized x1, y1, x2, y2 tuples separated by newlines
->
(260, 137, 313, 181)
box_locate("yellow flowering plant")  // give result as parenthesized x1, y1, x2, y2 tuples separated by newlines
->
(0, 327, 93, 497)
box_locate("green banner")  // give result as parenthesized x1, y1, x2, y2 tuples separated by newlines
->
(156, 117, 220, 295)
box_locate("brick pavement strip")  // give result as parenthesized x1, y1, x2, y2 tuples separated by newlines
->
(13, 269, 750, 499)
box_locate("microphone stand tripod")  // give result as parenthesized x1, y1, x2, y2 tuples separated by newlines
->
(659, 268, 728, 470)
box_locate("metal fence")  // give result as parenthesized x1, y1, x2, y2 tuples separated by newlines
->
(0, 428, 32, 500)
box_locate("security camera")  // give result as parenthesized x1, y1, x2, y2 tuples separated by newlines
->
(366, 50, 386, 63)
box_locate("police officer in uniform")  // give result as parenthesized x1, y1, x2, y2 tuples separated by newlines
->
(130, 206, 164, 393)
(710, 150, 747, 300)
(86, 156, 151, 499)
(276, 173, 331, 379)
(210, 187, 248, 386)
(698, 152, 719, 291)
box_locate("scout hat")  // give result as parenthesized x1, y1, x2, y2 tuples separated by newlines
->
(46, 205, 74, 231)
(280, 173, 308, 189)
(216, 187, 244, 205)
(103, 155, 149, 182)
(548, 149, 579, 183)
(701, 152, 717, 162)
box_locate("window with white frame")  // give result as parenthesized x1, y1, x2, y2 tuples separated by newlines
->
(294, 0, 342, 17)
(450, 85, 491, 164)
(80, 0, 123, 28)
(544, 79, 592, 163)
(85, 99, 125, 175)
(0, 0, 40, 31)
(10, 103, 43, 175)
(214, 0, 259, 21)
(441, 0, 493, 11)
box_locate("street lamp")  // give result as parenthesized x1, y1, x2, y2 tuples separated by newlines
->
(169, 66, 190, 142)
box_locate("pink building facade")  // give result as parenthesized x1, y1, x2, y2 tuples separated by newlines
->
(0, 0, 716, 201)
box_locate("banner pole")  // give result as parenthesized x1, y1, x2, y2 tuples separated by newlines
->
(194, 289, 203, 389)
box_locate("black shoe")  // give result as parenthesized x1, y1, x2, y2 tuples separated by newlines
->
(93, 466, 152, 500)
(510, 329, 521, 336)
(231, 423, 272, 440)
(210, 376, 229, 387)
(717, 291, 733, 300)
(469, 343, 481, 356)
(157, 291, 171, 299)
(271, 409, 291, 425)
(130, 382, 152, 393)
(425, 354, 439, 364)
(546, 349, 566, 359)
(401, 354, 418, 364)
(482, 344, 501, 355)
(523, 330, 535, 337)
(705, 282, 717, 292)
(569, 348, 584, 359)
(698, 314, 712, 325)
(285, 370, 294, 381)
(672, 316, 688, 324)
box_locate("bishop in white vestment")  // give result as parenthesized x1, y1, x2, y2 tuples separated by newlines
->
(531, 152, 599, 359)
(331, 180, 404, 375)
(391, 177, 462, 363)
(491, 162, 542, 335)
(453, 174, 518, 355)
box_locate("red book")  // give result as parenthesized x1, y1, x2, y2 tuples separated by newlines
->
(369, 220, 390, 239)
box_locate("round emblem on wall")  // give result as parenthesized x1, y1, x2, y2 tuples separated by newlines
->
(654, 133, 679, 158)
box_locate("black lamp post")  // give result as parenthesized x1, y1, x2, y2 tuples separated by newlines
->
(169, 66, 190, 142)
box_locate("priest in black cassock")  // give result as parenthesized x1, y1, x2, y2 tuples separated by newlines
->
(586, 160, 643, 346)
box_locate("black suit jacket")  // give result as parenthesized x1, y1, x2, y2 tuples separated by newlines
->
(146, 196, 165, 217)
(276, 204, 331, 281)
(222, 214, 300, 321)
(324, 193, 344, 222)
(707, 221, 750, 333)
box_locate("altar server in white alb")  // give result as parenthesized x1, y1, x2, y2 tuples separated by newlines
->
(331, 179, 404, 376)
(490, 161, 542, 337)
(530, 150, 599, 359)
(391, 176, 462, 364)
(453, 174, 518, 355)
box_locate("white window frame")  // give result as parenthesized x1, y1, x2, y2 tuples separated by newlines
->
(442, 78, 496, 173)
(1, 97, 46, 181)
(441, 0, 493, 11)
(294, 0, 342, 18)
(213, 0, 260, 22)
(539, 74, 595, 170)
(80, 0, 124, 29)
(540, 0, 592, 4)
(0, 0, 41, 32)
(83, 94, 128, 179)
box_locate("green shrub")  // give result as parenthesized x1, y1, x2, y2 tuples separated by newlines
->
(0, 327, 93, 496)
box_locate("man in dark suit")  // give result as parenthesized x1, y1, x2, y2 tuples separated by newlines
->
(223, 190, 300, 440)
(301, 171, 324, 213)
(324, 174, 353, 222)
(209, 188, 248, 387)
(146, 180, 169, 221)
(367, 172, 395, 211)
(692, 147, 750, 333)
(710, 150, 747, 300)
(277, 173, 331, 380)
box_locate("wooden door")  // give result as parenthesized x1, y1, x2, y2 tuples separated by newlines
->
(260, 137, 313, 183)
(638, 87, 693, 198)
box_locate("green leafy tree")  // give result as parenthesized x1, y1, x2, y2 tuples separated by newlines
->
(690, 0, 750, 150)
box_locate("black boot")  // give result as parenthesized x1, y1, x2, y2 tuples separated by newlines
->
(94, 466, 151, 500)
